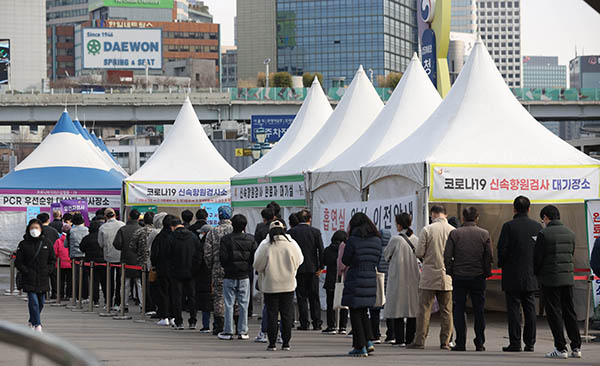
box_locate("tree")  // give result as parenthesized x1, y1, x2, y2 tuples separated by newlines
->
(378, 72, 403, 89)
(302, 72, 324, 87)
(272, 72, 292, 87)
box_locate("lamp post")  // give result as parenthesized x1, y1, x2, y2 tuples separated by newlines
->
(261, 142, 272, 156)
(264, 58, 271, 88)
(251, 143, 262, 161)
(255, 127, 267, 144)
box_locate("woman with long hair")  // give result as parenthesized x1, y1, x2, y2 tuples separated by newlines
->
(342, 212, 382, 357)
(253, 220, 304, 351)
(15, 219, 57, 332)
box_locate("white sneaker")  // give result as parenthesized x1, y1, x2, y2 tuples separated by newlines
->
(169, 318, 176, 326)
(546, 348, 568, 359)
(254, 331, 268, 343)
(571, 348, 582, 358)
(277, 333, 283, 344)
(34, 325, 43, 333)
(156, 319, 170, 326)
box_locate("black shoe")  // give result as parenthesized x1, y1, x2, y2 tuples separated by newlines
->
(476, 346, 486, 352)
(451, 346, 466, 352)
(313, 325, 323, 331)
(524, 345, 534, 352)
(502, 345, 522, 352)
(296, 326, 309, 331)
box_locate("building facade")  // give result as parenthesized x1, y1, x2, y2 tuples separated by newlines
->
(236, 0, 277, 85)
(47, 25, 76, 81)
(522, 56, 566, 89)
(448, 31, 477, 84)
(450, 0, 477, 33)
(0, 0, 47, 91)
(476, 0, 522, 87)
(221, 47, 238, 88)
(47, 0, 90, 25)
(569, 55, 600, 89)
(275, 0, 418, 89)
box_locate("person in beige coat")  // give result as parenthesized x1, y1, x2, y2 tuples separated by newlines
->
(407, 205, 455, 350)
(383, 213, 420, 346)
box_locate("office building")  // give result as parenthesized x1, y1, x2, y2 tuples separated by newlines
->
(188, 1, 214, 23)
(236, 0, 277, 85)
(522, 56, 566, 89)
(569, 55, 600, 89)
(47, 25, 76, 81)
(476, 0, 522, 87)
(47, 0, 89, 25)
(0, 1, 47, 91)
(275, 0, 418, 88)
(89, 0, 174, 22)
(221, 47, 238, 88)
(451, 0, 477, 33)
(448, 31, 476, 84)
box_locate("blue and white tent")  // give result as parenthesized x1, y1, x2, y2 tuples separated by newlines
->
(0, 110, 126, 263)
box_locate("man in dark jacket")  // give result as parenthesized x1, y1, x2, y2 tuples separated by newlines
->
(534, 205, 581, 359)
(181, 210, 194, 229)
(323, 230, 348, 334)
(37, 213, 59, 299)
(497, 196, 542, 352)
(254, 208, 275, 245)
(150, 214, 176, 325)
(443, 207, 492, 352)
(218, 214, 257, 340)
(188, 208, 208, 237)
(288, 209, 325, 330)
(50, 210, 64, 233)
(591, 237, 600, 280)
(113, 209, 142, 309)
(167, 218, 203, 330)
(80, 221, 106, 306)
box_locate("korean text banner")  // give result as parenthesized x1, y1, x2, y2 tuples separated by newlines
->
(0, 189, 120, 211)
(431, 164, 600, 203)
(231, 175, 306, 208)
(125, 181, 230, 207)
(89, 0, 173, 11)
(82, 28, 162, 70)
(584, 199, 600, 307)
(316, 195, 418, 246)
(251, 115, 295, 143)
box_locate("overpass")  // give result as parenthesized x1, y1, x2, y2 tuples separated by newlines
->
(0, 88, 599, 125)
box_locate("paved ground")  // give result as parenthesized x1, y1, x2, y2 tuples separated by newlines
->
(1, 266, 600, 366)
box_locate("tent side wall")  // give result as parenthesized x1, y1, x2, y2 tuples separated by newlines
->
(0, 212, 27, 264)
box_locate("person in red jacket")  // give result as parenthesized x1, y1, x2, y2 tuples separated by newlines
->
(53, 224, 72, 300)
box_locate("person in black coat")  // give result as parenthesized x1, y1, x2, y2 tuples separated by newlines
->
(15, 219, 56, 332)
(188, 208, 208, 237)
(497, 196, 542, 352)
(151, 214, 176, 324)
(80, 220, 106, 305)
(342, 213, 382, 357)
(195, 224, 213, 332)
(288, 209, 325, 330)
(323, 230, 348, 334)
(37, 212, 60, 299)
(166, 218, 203, 329)
(591, 237, 600, 280)
(254, 208, 275, 245)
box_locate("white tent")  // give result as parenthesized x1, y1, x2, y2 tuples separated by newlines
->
(73, 118, 129, 177)
(311, 54, 442, 217)
(271, 66, 384, 205)
(231, 77, 333, 231)
(124, 98, 238, 208)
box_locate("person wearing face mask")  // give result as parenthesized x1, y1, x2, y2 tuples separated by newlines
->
(15, 219, 56, 333)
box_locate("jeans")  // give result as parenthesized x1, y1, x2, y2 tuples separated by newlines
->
(170, 278, 196, 326)
(325, 289, 348, 329)
(505, 291, 536, 348)
(542, 285, 581, 352)
(223, 278, 250, 335)
(350, 308, 374, 349)
(264, 291, 294, 347)
(295, 273, 322, 328)
(27, 292, 45, 327)
(202, 311, 211, 329)
(452, 276, 486, 348)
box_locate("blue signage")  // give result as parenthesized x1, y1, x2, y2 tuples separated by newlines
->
(251, 115, 295, 143)
(421, 28, 437, 87)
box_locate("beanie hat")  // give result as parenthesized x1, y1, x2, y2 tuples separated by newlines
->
(218, 205, 232, 220)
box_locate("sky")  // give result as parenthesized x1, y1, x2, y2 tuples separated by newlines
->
(205, 0, 600, 66)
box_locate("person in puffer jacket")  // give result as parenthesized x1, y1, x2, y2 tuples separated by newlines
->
(54, 225, 72, 300)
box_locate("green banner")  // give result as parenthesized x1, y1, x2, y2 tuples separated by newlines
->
(90, 0, 173, 11)
(231, 175, 307, 208)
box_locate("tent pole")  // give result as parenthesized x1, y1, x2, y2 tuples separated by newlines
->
(423, 163, 430, 229)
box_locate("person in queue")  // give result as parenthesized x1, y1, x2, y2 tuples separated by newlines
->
(407, 205, 454, 350)
(151, 214, 176, 326)
(253, 220, 304, 351)
(132, 212, 156, 314)
(534, 205, 582, 359)
(37, 213, 59, 300)
(342, 212, 382, 357)
(50, 210, 64, 233)
(181, 210, 194, 229)
(444, 207, 493, 352)
(98, 208, 125, 310)
(54, 224, 72, 300)
(80, 220, 106, 307)
(196, 223, 214, 333)
(322, 230, 349, 335)
(113, 209, 142, 310)
(188, 208, 209, 237)
(66, 213, 89, 301)
(497, 196, 542, 352)
(15, 219, 56, 333)
(384, 213, 420, 347)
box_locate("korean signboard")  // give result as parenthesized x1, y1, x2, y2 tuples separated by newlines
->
(89, 0, 174, 11)
(82, 28, 162, 70)
(430, 164, 600, 203)
(231, 175, 306, 208)
(52, 199, 90, 226)
(421, 28, 437, 86)
(251, 115, 295, 143)
(125, 181, 230, 207)
(0, 39, 9, 85)
(316, 195, 418, 246)
(0, 189, 120, 211)
(584, 199, 600, 307)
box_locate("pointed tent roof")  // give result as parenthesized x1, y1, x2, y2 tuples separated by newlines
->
(311, 54, 442, 191)
(73, 119, 128, 176)
(0, 111, 125, 189)
(362, 41, 599, 187)
(233, 77, 333, 180)
(270, 66, 384, 178)
(126, 98, 238, 182)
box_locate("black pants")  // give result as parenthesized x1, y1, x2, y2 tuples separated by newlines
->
(84, 264, 106, 304)
(49, 267, 57, 299)
(170, 278, 196, 326)
(295, 273, 322, 328)
(505, 291, 536, 348)
(453, 276, 486, 348)
(369, 308, 381, 339)
(108, 263, 122, 307)
(350, 308, 374, 349)
(542, 285, 581, 352)
(325, 289, 348, 329)
(264, 291, 294, 347)
(390, 317, 416, 344)
(59, 268, 72, 300)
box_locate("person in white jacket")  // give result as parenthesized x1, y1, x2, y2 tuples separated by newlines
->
(253, 220, 303, 352)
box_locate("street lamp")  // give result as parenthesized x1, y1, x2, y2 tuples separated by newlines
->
(264, 58, 271, 88)
(255, 127, 267, 144)
(261, 142, 272, 156)
(251, 143, 262, 161)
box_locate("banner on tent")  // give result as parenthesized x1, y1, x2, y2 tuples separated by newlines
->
(0, 189, 120, 210)
(315, 195, 418, 246)
(584, 199, 600, 307)
(231, 175, 306, 207)
(430, 164, 600, 203)
(125, 181, 230, 206)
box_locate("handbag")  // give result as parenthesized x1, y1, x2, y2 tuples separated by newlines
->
(375, 270, 386, 308)
(148, 267, 158, 283)
(333, 276, 347, 310)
